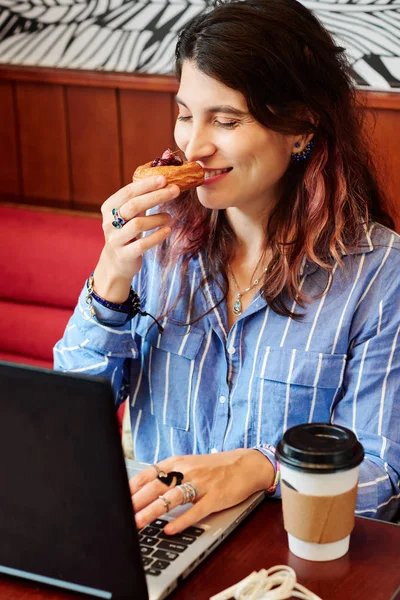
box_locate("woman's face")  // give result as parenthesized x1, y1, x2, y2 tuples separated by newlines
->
(174, 60, 297, 215)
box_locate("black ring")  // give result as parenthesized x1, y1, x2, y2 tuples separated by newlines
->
(157, 470, 184, 487)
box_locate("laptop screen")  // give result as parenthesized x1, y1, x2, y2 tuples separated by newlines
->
(0, 361, 148, 600)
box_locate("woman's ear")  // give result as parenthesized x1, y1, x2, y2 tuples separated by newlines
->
(280, 102, 318, 159)
(291, 106, 318, 155)
(292, 132, 315, 154)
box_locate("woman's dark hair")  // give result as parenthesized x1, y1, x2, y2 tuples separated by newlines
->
(162, 0, 394, 319)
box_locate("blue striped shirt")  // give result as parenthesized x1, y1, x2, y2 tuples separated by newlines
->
(54, 223, 400, 521)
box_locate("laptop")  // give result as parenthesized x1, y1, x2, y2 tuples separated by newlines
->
(0, 361, 265, 600)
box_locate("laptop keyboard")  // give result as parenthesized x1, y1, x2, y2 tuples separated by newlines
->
(139, 519, 205, 576)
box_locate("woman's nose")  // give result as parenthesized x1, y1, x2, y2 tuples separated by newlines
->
(182, 128, 216, 163)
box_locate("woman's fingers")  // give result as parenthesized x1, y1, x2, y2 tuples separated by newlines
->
(102, 175, 166, 213)
(129, 465, 159, 496)
(112, 213, 172, 243)
(163, 499, 211, 536)
(129, 459, 177, 496)
(132, 478, 170, 512)
(130, 461, 190, 530)
(119, 184, 180, 221)
(102, 178, 180, 221)
(135, 493, 211, 535)
(135, 486, 187, 530)
(122, 226, 172, 257)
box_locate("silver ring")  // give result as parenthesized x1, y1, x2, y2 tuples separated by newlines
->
(152, 464, 161, 476)
(176, 484, 191, 504)
(176, 481, 198, 504)
(111, 207, 126, 229)
(158, 495, 171, 513)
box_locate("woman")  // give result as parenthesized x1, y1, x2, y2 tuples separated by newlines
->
(54, 0, 400, 533)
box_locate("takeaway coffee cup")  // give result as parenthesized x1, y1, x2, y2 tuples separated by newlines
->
(276, 423, 364, 562)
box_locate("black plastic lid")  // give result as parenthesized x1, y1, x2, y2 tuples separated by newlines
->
(276, 423, 364, 473)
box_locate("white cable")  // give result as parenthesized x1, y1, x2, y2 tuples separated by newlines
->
(210, 565, 323, 600)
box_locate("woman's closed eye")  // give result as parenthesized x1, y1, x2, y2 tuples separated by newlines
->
(177, 115, 239, 129)
(215, 120, 239, 129)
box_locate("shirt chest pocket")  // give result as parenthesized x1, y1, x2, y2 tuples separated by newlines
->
(253, 348, 347, 445)
(135, 322, 205, 430)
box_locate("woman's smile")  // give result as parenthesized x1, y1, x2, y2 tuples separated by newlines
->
(202, 167, 233, 184)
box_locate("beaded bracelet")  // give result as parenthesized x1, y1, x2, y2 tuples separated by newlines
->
(86, 275, 139, 314)
(84, 275, 163, 333)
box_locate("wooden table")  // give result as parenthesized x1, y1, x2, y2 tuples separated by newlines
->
(172, 500, 400, 600)
(0, 499, 399, 600)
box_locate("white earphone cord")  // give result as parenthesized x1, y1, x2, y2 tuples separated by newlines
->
(210, 565, 323, 600)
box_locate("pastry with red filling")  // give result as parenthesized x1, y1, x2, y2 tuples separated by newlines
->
(133, 149, 204, 191)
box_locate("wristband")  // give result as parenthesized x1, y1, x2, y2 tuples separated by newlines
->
(258, 443, 280, 495)
(86, 275, 139, 314)
(266, 461, 280, 495)
(83, 275, 163, 332)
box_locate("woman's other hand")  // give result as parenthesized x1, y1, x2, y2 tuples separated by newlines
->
(129, 449, 274, 535)
(93, 175, 180, 302)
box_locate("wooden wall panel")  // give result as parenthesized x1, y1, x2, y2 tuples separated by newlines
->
(67, 86, 122, 209)
(0, 82, 20, 197)
(363, 108, 400, 232)
(15, 82, 70, 203)
(379, 111, 400, 232)
(119, 91, 175, 184)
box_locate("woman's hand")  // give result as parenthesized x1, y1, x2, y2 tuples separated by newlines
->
(129, 449, 275, 535)
(93, 175, 180, 302)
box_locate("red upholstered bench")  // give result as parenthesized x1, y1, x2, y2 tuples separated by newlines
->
(0, 203, 132, 440)
(0, 204, 104, 368)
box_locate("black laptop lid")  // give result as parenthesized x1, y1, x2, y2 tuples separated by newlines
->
(0, 361, 148, 600)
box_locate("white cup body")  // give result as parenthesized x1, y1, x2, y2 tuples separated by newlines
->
(280, 463, 360, 561)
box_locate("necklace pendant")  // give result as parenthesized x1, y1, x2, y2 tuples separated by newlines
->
(233, 295, 243, 316)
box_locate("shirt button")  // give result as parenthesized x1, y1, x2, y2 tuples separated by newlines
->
(227, 346, 236, 355)
(219, 395, 226, 404)
(211, 448, 218, 454)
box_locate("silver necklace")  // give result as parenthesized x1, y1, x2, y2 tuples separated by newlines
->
(228, 263, 268, 316)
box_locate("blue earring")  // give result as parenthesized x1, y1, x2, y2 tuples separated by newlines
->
(291, 140, 313, 162)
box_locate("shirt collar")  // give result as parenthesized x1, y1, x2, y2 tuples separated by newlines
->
(301, 223, 375, 277)
(341, 222, 375, 256)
